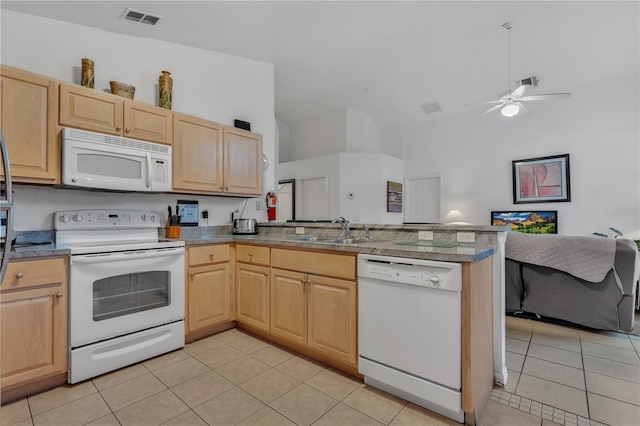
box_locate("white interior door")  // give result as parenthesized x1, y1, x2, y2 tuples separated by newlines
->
(405, 177, 441, 223)
(300, 177, 328, 220)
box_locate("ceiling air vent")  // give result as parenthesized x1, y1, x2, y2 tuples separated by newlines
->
(121, 8, 163, 26)
(517, 76, 538, 87)
(420, 102, 442, 115)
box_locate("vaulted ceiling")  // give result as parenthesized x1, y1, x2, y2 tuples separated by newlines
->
(2, 1, 637, 128)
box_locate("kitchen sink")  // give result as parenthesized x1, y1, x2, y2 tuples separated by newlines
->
(319, 238, 372, 245)
(288, 236, 319, 241)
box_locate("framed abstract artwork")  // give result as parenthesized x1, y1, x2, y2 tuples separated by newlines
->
(386, 181, 403, 212)
(512, 154, 570, 204)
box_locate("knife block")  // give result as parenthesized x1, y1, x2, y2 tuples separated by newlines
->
(166, 226, 180, 238)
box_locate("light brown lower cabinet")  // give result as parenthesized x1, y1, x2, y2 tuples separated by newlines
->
(0, 258, 68, 400)
(186, 244, 232, 336)
(271, 268, 357, 366)
(235, 263, 270, 331)
(269, 248, 357, 369)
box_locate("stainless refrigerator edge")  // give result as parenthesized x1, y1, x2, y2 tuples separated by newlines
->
(0, 130, 14, 283)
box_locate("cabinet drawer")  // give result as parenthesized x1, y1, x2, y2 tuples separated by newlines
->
(189, 244, 230, 266)
(1, 258, 66, 291)
(271, 249, 356, 280)
(235, 244, 270, 266)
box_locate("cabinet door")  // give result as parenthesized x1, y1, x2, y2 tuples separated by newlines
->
(187, 263, 231, 333)
(0, 66, 59, 183)
(236, 263, 270, 331)
(173, 113, 224, 193)
(123, 101, 173, 145)
(59, 83, 123, 135)
(223, 127, 262, 195)
(1, 261, 68, 389)
(307, 275, 357, 366)
(271, 269, 307, 346)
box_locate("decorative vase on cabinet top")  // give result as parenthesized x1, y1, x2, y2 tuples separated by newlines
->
(159, 71, 173, 109)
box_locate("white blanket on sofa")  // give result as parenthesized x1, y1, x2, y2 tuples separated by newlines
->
(505, 232, 616, 283)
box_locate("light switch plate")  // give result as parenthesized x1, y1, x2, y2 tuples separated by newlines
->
(256, 200, 262, 210)
(418, 231, 433, 240)
(457, 232, 475, 243)
(295, 227, 305, 235)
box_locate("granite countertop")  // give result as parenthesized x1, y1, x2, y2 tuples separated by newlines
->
(177, 234, 494, 263)
(8, 231, 496, 263)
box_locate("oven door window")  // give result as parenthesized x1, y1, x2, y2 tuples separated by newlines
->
(93, 271, 170, 321)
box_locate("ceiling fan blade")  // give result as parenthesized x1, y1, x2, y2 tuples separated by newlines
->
(520, 93, 571, 101)
(471, 102, 504, 119)
(515, 102, 531, 118)
(463, 100, 503, 107)
(510, 85, 529, 98)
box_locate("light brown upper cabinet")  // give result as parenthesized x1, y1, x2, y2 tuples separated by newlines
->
(222, 127, 262, 196)
(59, 83, 173, 145)
(173, 113, 262, 196)
(0, 65, 60, 184)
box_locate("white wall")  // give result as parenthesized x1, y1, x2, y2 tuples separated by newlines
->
(279, 154, 341, 220)
(346, 110, 382, 153)
(339, 153, 404, 224)
(404, 73, 640, 238)
(1, 10, 275, 230)
(288, 109, 347, 162)
(276, 118, 291, 163)
(278, 152, 404, 224)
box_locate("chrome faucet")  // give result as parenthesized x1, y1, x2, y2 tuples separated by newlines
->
(332, 216, 350, 237)
(364, 225, 371, 240)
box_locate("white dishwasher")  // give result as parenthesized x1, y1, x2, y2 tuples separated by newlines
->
(358, 254, 464, 423)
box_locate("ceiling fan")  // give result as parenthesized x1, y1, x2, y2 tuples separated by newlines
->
(466, 22, 571, 119)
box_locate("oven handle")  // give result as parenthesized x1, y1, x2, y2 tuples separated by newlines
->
(71, 247, 185, 264)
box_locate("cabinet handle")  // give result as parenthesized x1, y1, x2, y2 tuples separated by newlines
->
(115, 125, 122, 132)
(209, 253, 214, 257)
(15, 272, 24, 279)
(248, 253, 253, 257)
(220, 186, 224, 191)
(225, 186, 229, 191)
(125, 127, 131, 134)
(264, 272, 268, 277)
(190, 272, 196, 277)
(56, 292, 63, 298)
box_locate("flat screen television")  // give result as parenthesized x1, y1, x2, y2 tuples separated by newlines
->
(491, 210, 558, 234)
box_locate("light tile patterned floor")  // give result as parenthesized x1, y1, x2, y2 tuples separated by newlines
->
(2, 319, 640, 426)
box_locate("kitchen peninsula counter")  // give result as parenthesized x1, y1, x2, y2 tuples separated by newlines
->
(178, 234, 495, 263)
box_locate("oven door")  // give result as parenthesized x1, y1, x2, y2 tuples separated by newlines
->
(69, 247, 185, 348)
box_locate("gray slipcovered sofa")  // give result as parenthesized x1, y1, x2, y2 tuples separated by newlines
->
(505, 232, 639, 332)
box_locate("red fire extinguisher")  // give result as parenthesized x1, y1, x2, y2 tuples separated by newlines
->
(266, 191, 277, 221)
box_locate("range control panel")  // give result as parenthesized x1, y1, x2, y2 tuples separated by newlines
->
(357, 254, 462, 292)
(54, 209, 160, 230)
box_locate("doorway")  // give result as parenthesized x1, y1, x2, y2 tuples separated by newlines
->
(277, 179, 295, 221)
(300, 176, 329, 220)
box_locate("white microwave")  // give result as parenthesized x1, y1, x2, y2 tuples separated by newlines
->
(61, 128, 171, 192)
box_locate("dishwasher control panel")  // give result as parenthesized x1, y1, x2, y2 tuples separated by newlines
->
(358, 254, 462, 292)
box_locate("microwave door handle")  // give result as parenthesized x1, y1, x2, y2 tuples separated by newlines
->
(0, 207, 13, 284)
(145, 153, 152, 189)
(0, 131, 13, 205)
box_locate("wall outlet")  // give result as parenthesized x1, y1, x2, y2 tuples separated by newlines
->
(256, 200, 262, 210)
(418, 231, 433, 240)
(295, 227, 305, 235)
(457, 232, 476, 243)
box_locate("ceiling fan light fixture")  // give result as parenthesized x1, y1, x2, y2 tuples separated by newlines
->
(501, 103, 520, 118)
